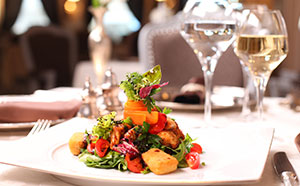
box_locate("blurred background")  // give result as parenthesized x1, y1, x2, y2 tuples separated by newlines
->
(0, 0, 299, 97)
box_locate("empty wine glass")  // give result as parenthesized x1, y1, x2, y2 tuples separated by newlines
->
(180, 0, 237, 124)
(234, 9, 288, 121)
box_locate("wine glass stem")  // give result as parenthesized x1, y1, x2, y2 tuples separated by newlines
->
(254, 76, 268, 120)
(241, 67, 251, 116)
(204, 72, 213, 123)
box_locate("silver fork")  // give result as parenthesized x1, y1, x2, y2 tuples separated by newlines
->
(27, 119, 51, 137)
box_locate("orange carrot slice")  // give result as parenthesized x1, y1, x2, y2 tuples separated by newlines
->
(124, 110, 146, 125)
(123, 100, 159, 125)
(123, 110, 159, 125)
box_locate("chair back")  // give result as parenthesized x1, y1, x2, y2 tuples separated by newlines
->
(20, 25, 77, 89)
(138, 13, 243, 89)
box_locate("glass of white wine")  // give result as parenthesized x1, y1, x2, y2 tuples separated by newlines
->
(234, 9, 288, 120)
(180, 0, 237, 124)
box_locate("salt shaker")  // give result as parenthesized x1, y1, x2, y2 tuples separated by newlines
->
(78, 77, 100, 118)
(101, 68, 123, 113)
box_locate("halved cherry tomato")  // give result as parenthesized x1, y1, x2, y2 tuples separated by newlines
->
(148, 113, 167, 134)
(95, 138, 110, 157)
(190, 143, 203, 154)
(89, 135, 98, 142)
(185, 151, 200, 169)
(87, 142, 95, 154)
(125, 154, 144, 173)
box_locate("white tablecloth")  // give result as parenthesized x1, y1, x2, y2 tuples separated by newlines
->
(0, 96, 299, 186)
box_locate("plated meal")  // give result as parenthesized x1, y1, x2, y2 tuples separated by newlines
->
(69, 65, 204, 175)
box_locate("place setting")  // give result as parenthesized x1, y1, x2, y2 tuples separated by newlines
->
(0, 0, 299, 186)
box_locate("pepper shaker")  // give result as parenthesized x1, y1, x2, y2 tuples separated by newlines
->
(78, 77, 101, 118)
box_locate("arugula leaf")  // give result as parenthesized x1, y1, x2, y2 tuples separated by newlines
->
(162, 107, 172, 115)
(134, 122, 162, 153)
(92, 112, 117, 140)
(141, 166, 151, 174)
(123, 117, 132, 125)
(79, 150, 127, 171)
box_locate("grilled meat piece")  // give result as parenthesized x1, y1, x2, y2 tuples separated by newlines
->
(156, 117, 185, 149)
(110, 124, 125, 149)
(164, 118, 177, 130)
(157, 130, 180, 149)
(164, 117, 185, 140)
(124, 127, 138, 141)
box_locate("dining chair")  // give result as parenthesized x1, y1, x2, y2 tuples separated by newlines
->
(20, 25, 78, 90)
(138, 12, 243, 89)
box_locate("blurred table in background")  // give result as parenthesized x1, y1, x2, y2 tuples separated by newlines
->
(72, 60, 142, 88)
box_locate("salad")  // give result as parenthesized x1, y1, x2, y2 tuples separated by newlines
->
(68, 65, 204, 175)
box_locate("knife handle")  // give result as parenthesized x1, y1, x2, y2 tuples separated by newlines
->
(282, 172, 299, 186)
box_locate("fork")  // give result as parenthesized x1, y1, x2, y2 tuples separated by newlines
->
(27, 119, 51, 137)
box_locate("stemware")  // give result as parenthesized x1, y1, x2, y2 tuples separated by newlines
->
(180, 0, 237, 123)
(234, 9, 288, 121)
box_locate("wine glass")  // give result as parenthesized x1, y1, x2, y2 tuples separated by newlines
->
(234, 9, 288, 121)
(180, 0, 237, 123)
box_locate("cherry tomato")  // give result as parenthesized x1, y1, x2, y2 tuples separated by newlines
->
(190, 143, 203, 154)
(185, 151, 200, 169)
(148, 113, 167, 134)
(95, 138, 110, 157)
(89, 135, 98, 142)
(87, 142, 96, 154)
(125, 154, 144, 173)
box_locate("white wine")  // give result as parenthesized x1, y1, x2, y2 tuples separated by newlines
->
(180, 22, 236, 64)
(235, 35, 288, 77)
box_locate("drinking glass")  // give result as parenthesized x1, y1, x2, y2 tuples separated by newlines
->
(180, 0, 237, 123)
(234, 9, 288, 120)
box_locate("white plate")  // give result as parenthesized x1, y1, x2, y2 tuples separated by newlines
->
(0, 117, 274, 186)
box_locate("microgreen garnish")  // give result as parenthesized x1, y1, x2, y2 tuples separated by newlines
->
(119, 65, 168, 113)
(92, 112, 117, 140)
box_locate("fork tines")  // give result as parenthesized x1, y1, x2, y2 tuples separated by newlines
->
(27, 119, 51, 137)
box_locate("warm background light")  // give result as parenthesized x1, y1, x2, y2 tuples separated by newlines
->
(64, 0, 78, 14)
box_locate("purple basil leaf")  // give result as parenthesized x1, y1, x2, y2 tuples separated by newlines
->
(139, 82, 169, 99)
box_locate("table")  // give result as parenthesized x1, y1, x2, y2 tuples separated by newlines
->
(0, 97, 299, 186)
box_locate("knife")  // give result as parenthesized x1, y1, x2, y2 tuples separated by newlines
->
(295, 133, 300, 153)
(273, 151, 299, 186)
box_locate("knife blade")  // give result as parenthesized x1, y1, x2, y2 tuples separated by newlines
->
(295, 133, 300, 153)
(273, 151, 299, 186)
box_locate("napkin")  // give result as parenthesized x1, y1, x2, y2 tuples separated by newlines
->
(0, 100, 82, 123)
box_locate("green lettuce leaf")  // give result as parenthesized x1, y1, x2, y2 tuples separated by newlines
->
(143, 65, 161, 85)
